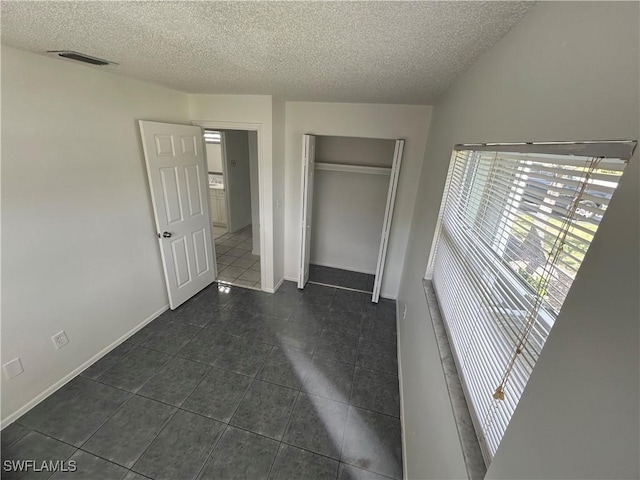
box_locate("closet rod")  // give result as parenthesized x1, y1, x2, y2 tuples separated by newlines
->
(314, 162, 391, 175)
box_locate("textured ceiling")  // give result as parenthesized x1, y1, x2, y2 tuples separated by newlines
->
(0, 1, 534, 104)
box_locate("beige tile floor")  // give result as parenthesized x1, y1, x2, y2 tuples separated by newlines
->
(214, 225, 261, 289)
(212, 225, 227, 239)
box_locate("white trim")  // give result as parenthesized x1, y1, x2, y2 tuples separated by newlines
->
(396, 301, 409, 479)
(454, 140, 636, 160)
(314, 162, 391, 176)
(192, 120, 270, 292)
(218, 131, 233, 232)
(0, 304, 169, 429)
(373, 139, 405, 303)
(298, 135, 314, 288)
(265, 277, 284, 294)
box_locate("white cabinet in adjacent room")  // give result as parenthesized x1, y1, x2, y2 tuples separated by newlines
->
(209, 188, 227, 226)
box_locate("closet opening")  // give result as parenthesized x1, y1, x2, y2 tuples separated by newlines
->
(298, 134, 404, 302)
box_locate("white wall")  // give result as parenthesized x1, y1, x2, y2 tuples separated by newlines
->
(315, 135, 395, 167)
(283, 102, 432, 298)
(220, 130, 252, 232)
(272, 98, 286, 287)
(310, 170, 389, 274)
(396, 3, 640, 479)
(205, 143, 223, 173)
(1, 46, 190, 424)
(188, 95, 279, 291)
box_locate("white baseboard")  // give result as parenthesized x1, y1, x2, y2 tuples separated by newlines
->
(273, 277, 284, 292)
(397, 301, 408, 479)
(284, 275, 298, 283)
(0, 303, 170, 429)
(264, 277, 284, 294)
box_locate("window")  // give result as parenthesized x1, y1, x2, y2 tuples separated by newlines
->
(204, 130, 221, 144)
(427, 141, 635, 462)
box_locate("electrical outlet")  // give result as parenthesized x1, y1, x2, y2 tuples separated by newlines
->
(52, 331, 69, 349)
(403, 305, 408, 320)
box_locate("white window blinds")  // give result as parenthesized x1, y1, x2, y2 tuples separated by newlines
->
(427, 141, 635, 461)
(204, 130, 221, 144)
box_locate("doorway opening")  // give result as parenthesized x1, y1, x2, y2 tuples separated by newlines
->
(203, 128, 262, 290)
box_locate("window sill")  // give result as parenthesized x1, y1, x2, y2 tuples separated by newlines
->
(422, 279, 487, 480)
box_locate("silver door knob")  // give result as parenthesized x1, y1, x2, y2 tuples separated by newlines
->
(162, 231, 172, 238)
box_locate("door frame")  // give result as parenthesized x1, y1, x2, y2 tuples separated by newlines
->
(218, 131, 233, 231)
(192, 120, 268, 292)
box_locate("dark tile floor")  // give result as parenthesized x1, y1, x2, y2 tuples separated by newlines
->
(1, 282, 402, 480)
(308, 265, 375, 293)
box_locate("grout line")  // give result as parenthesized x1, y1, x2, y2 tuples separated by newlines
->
(225, 376, 257, 432)
(191, 421, 230, 480)
(338, 460, 398, 480)
(128, 402, 183, 475)
(136, 363, 213, 409)
(0, 425, 30, 450)
(337, 413, 349, 472)
(15, 429, 79, 455)
(74, 394, 138, 461)
(266, 441, 284, 479)
(279, 387, 302, 450)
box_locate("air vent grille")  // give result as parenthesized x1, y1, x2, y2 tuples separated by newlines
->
(47, 51, 117, 66)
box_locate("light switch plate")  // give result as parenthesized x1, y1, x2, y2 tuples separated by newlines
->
(3, 358, 24, 380)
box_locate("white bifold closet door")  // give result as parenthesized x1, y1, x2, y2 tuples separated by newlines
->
(298, 134, 316, 288)
(372, 139, 404, 302)
(139, 120, 215, 309)
(297, 134, 404, 303)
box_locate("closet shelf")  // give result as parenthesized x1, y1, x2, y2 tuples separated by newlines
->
(314, 162, 391, 175)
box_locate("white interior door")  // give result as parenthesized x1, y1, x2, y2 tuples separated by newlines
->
(372, 139, 405, 303)
(298, 134, 316, 288)
(139, 120, 215, 309)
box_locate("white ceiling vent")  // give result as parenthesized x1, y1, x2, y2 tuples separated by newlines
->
(47, 51, 117, 66)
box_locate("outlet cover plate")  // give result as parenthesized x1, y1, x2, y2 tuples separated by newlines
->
(52, 330, 69, 349)
(3, 358, 24, 380)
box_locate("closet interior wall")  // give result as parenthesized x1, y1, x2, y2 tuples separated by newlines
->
(309, 135, 396, 292)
